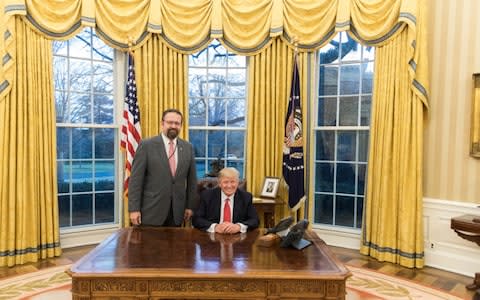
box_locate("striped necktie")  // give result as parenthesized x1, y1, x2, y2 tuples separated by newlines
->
(168, 141, 176, 176)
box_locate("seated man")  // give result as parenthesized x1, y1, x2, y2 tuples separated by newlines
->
(193, 167, 259, 234)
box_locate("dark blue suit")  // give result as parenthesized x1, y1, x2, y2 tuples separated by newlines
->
(193, 187, 259, 231)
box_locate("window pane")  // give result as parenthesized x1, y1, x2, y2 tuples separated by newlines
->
(190, 49, 207, 67)
(356, 197, 364, 228)
(55, 91, 68, 123)
(189, 98, 207, 126)
(339, 64, 360, 95)
(93, 94, 114, 124)
(196, 160, 207, 178)
(70, 93, 91, 123)
(57, 127, 70, 159)
(335, 196, 354, 227)
(336, 163, 356, 194)
(314, 194, 333, 224)
(226, 99, 245, 127)
(319, 66, 338, 96)
(93, 62, 113, 93)
(226, 68, 246, 98)
(72, 128, 92, 159)
(357, 164, 366, 195)
(92, 33, 114, 62)
(317, 97, 337, 126)
(338, 96, 358, 126)
(358, 131, 369, 162)
(95, 161, 114, 191)
(208, 43, 228, 67)
(69, 32, 91, 59)
(229, 55, 246, 67)
(58, 195, 70, 227)
(337, 131, 356, 161)
(316, 131, 335, 161)
(315, 162, 334, 193)
(72, 194, 92, 226)
(189, 68, 207, 97)
(208, 130, 224, 158)
(95, 193, 114, 223)
(70, 59, 92, 92)
(95, 128, 114, 158)
(208, 69, 226, 97)
(319, 34, 340, 64)
(57, 161, 71, 193)
(361, 62, 374, 94)
(340, 34, 361, 62)
(53, 56, 68, 91)
(53, 40, 67, 56)
(360, 96, 371, 126)
(72, 161, 93, 192)
(208, 99, 226, 126)
(226, 130, 244, 159)
(190, 130, 206, 157)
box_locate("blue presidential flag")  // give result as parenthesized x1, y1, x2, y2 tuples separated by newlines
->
(282, 58, 306, 211)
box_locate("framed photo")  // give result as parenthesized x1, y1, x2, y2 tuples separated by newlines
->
(260, 177, 280, 198)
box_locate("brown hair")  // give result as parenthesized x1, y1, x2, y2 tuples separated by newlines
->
(162, 108, 183, 122)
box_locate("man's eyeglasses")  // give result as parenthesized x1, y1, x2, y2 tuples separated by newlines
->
(163, 120, 182, 126)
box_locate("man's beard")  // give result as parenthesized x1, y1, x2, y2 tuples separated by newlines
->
(167, 128, 179, 139)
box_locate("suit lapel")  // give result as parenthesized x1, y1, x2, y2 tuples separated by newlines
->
(214, 188, 223, 221)
(153, 135, 173, 178)
(175, 139, 184, 177)
(232, 190, 242, 222)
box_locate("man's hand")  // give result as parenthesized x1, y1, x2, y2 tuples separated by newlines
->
(184, 209, 193, 221)
(215, 222, 241, 234)
(129, 211, 141, 225)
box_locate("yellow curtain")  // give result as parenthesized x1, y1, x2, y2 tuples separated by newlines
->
(0, 16, 61, 267)
(246, 39, 311, 223)
(359, 28, 426, 268)
(122, 36, 189, 225)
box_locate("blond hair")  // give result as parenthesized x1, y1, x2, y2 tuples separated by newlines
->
(218, 167, 240, 180)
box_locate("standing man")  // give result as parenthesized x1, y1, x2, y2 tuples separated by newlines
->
(193, 167, 259, 233)
(128, 109, 197, 227)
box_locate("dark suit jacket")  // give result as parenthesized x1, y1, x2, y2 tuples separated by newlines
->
(128, 135, 197, 226)
(193, 187, 259, 231)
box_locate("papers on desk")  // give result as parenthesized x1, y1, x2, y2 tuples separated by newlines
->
(253, 197, 276, 203)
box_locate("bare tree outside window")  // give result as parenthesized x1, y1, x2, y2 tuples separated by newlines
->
(54, 27, 117, 229)
(188, 40, 247, 178)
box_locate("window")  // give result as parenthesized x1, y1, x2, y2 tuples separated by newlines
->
(54, 28, 118, 229)
(313, 32, 374, 229)
(188, 41, 247, 178)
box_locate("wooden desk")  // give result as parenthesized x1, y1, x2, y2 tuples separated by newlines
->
(68, 227, 350, 299)
(451, 214, 480, 294)
(253, 197, 283, 228)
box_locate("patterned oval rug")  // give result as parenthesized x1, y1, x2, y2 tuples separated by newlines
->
(0, 265, 467, 300)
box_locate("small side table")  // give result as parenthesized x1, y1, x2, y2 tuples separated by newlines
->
(253, 197, 283, 228)
(450, 214, 480, 295)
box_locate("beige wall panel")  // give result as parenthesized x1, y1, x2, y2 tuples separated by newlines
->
(424, 0, 480, 203)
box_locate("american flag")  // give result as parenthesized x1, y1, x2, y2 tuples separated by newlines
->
(120, 54, 141, 200)
(282, 57, 306, 211)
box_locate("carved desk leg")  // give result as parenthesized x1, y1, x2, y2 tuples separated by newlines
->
(466, 272, 480, 290)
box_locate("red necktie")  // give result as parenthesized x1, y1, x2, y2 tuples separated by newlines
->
(168, 141, 176, 176)
(223, 198, 231, 223)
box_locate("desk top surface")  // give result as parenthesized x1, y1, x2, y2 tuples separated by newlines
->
(69, 227, 350, 280)
(451, 214, 480, 233)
